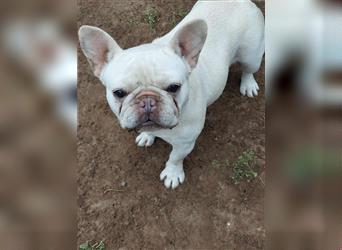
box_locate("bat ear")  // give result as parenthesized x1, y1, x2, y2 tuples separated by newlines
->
(170, 19, 207, 70)
(78, 25, 122, 77)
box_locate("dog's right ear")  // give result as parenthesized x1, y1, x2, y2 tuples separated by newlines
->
(78, 25, 122, 78)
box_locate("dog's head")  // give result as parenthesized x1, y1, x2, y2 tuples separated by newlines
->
(78, 20, 207, 130)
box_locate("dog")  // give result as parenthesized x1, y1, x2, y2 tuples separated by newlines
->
(78, 0, 264, 189)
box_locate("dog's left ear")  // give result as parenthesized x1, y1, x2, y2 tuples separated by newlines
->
(171, 19, 207, 70)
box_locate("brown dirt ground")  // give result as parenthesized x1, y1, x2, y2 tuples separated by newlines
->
(78, 1, 265, 249)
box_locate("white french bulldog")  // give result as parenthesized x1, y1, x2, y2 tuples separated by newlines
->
(79, 0, 264, 189)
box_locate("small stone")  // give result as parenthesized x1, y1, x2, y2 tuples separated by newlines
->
(120, 181, 127, 187)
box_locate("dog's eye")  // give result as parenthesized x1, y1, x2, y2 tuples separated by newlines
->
(166, 84, 181, 93)
(113, 89, 127, 98)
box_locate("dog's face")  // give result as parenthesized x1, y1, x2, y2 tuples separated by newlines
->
(102, 44, 190, 130)
(79, 20, 207, 130)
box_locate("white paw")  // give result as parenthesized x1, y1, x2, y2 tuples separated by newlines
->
(135, 132, 155, 147)
(160, 164, 185, 189)
(240, 79, 259, 98)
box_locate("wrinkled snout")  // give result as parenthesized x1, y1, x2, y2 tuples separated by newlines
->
(118, 89, 179, 130)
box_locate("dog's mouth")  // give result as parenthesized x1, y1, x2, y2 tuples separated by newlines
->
(138, 119, 163, 130)
(136, 118, 178, 132)
(141, 118, 155, 127)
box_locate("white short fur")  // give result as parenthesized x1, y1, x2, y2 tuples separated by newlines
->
(79, 0, 264, 189)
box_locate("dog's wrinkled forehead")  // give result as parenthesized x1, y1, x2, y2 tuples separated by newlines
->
(101, 44, 188, 89)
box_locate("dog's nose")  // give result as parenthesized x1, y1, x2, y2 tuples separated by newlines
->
(138, 97, 157, 113)
(137, 91, 158, 114)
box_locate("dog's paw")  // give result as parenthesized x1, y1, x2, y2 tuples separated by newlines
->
(240, 78, 259, 98)
(160, 164, 185, 189)
(135, 132, 155, 147)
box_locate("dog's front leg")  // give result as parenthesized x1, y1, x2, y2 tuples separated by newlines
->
(160, 141, 195, 189)
(135, 132, 155, 147)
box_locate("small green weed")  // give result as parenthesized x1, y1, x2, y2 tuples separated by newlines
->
(144, 7, 158, 29)
(79, 241, 105, 250)
(232, 150, 258, 184)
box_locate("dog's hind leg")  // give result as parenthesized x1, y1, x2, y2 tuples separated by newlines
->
(238, 41, 264, 97)
(240, 72, 260, 97)
(238, 11, 264, 98)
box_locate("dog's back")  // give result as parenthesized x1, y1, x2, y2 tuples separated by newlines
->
(155, 0, 264, 105)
